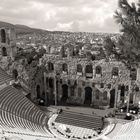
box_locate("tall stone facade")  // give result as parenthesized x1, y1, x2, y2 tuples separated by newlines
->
(38, 45, 140, 109)
(0, 27, 17, 60)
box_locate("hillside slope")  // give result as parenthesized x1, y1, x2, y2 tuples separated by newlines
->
(0, 21, 48, 34)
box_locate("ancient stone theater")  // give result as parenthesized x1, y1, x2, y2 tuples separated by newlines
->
(35, 44, 140, 109)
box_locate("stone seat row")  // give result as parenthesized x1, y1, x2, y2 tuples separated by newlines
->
(0, 86, 46, 123)
(0, 109, 48, 135)
(0, 85, 51, 137)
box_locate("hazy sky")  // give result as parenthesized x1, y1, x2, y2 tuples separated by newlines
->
(0, 0, 137, 33)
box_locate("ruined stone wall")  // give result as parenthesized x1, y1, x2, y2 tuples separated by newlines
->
(0, 27, 17, 60)
(42, 54, 134, 108)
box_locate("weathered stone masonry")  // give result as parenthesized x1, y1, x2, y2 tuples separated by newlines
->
(38, 53, 140, 109)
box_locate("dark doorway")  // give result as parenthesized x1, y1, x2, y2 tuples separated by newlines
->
(129, 93, 133, 104)
(36, 85, 41, 99)
(120, 85, 125, 103)
(48, 78, 54, 104)
(110, 89, 115, 108)
(2, 47, 7, 56)
(48, 62, 54, 72)
(61, 84, 68, 103)
(84, 87, 92, 105)
(12, 69, 18, 80)
(46, 77, 49, 88)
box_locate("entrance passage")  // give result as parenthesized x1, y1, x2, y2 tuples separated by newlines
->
(110, 89, 115, 108)
(61, 84, 68, 103)
(12, 69, 18, 80)
(120, 85, 125, 103)
(84, 87, 92, 105)
(36, 85, 41, 99)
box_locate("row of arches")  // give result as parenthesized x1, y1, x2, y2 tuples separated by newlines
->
(61, 85, 115, 107)
(47, 62, 120, 78)
(38, 75, 118, 108)
(60, 85, 93, 104)
(36, 82, 134, 107)
(61, 45, 80, 58)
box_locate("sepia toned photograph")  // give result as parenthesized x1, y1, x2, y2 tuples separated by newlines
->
(0, 0, 140, 140)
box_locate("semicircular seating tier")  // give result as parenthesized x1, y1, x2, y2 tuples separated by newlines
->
(0, 85, 53, 138)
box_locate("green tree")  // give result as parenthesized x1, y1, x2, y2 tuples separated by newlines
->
(114, 0, 140, 65)
(103, 36, 116, 59)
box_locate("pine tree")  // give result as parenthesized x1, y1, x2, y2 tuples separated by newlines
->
(114, 0, 140, 65)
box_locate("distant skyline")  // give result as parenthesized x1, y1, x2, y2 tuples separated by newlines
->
(0, 0, 138, 33)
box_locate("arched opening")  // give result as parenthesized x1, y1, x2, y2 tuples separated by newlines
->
(62, 63, 68, 73)
(120, 85, 125, 103)
(84, 87, 92, 105)
(2, 47, 7, 56)
(130, 68, 137, 80)
(95, 66, 102, 76)
(46, 77, 49, 88)
(77, 64, 82, 75)
(85, 64, 93, 78)
(36, 85, 41, 99)
(12, 69, 18, 80)
(77, 64, 82, 73)
(100, 83, 104, 88)
(48, 78, 54, 104)
(129, 93, 134, 104)
(112, 67, 119, 78)
(110, 89, 115, 108)
(48, 62, 54, 72)
(1, 29, 6, 43)
(91, 55, 96, 61)
(61, 84, 68, 103)
(135, 86, 139, 92)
